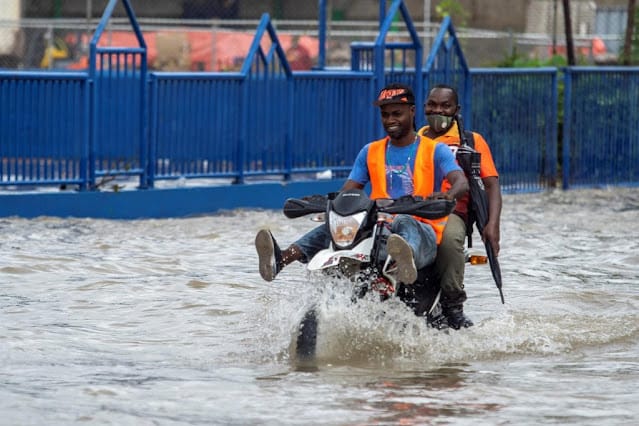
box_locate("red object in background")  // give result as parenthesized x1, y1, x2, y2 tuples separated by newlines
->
(63, 30, 318, 72)
(549, 36, 607, 58)
(286, 37, 313, 70)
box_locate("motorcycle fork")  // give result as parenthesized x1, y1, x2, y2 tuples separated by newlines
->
(369, 218, 391, 274)
(351, 219, 388, 301)
(368, 217, 395, 299)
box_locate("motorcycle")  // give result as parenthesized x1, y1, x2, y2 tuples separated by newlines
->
(282, 188, 457, 360)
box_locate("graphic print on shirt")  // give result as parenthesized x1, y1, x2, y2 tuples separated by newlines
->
(385, 141, 418, 199)
(386, 163, 414, 198)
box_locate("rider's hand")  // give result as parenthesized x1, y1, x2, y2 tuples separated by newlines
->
(482, 221, 501, 256)
(427, 191, 446, 200)
(428, 191, 455, 201)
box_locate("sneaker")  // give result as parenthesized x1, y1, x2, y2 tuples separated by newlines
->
(444, 305, 474, 330)
(386, 234, 417, 284)
(255, 229, 283, 282)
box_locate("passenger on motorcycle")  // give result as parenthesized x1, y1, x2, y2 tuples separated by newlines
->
(256, 83, 469, 309)
(418, 84, 503, 329)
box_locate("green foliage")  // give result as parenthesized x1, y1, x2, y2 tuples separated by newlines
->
(493, 48, 571, 68)
(486, 48, 569, 175)
(435, 0, 469, 27)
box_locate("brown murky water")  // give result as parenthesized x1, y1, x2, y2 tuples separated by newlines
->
(1, 188, 638, 425)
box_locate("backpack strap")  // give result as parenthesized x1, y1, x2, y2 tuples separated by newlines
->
(462, 130, 475, 149)
(457, 130, 478, 248)
(455, 131, 477, 177)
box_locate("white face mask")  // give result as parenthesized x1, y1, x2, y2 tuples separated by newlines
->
(426, 114, 454, 133)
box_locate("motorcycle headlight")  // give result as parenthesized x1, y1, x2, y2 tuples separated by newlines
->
(329, 211, 367, 248)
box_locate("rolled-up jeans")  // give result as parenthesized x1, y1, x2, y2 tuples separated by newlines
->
(390, 214, 437, 269)
(294, 214, 437, 269)
(293, 224, 332, 263)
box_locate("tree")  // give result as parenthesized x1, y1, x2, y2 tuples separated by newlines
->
(434, 0, 469, 27)
(622, 0, 637, 65)
(562, 0, 576, 65)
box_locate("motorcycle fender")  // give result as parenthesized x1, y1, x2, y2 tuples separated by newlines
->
(307, 238, 374, 271)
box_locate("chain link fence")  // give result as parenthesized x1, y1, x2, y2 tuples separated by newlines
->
(0, 0, 630, 70)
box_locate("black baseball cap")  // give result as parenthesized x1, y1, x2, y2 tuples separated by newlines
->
(373, 84, 415, 106)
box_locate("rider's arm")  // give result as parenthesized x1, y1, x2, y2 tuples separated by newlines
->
(342, 144, 370, 191)
(482, 175, 502, 255)
(341, 180, 365, 191)
(475, 133, 502, 255)
(444, 170, 469, 201)
(474, 133, 499, 178)
(435, 143, 468, 201)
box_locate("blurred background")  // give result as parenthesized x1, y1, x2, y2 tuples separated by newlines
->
(0, 0, 633, 71)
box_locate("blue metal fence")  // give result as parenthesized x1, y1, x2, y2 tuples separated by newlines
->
(423, 17, 471, 123)
(149, 73, 245, 185)
(290, 72, 376, 178)
(350, 0, 425, 130)
(563, 66, 639, 188)
(470, 68, 559, 192)
(0, 71, 88, 187)
(1, 0, 638, 196)
(89, 0, 147, 190)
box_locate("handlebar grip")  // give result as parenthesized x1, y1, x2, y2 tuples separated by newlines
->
(381, 197, 455, 219)
(283, 195, 328, 218)
(409, 199, 456, 219)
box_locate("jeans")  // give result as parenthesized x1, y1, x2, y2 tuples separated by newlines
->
(294, 214, 437, 269)
(294, 224, 332, 263)
(433, 213, 468, 306)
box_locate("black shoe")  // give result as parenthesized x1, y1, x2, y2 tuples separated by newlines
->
(255, 229, 283, 282)
(444, 306, 474, 330)
(427, 312, 450, 330)
(423, 303, 449, 330)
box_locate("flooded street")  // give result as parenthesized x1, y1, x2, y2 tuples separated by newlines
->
(1, 187, 638, 425)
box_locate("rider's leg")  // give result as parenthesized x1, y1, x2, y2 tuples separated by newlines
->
(255, 224, 331, 282)
(389, 214, 437, 283)
(435, 213, 473, 329)
(436, 214, 467, 303)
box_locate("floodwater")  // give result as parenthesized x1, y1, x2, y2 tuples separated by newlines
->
(1, 187, 638, 425)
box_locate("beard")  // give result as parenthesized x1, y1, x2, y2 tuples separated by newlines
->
(385, 124, 411, 140)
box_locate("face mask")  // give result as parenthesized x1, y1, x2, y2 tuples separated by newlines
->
(426, 114, 454, 133)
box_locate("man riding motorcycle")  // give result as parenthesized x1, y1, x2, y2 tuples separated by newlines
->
(256, 82, 469, 327)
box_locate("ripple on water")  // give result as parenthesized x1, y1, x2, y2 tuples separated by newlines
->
(1, 188, 638, 425)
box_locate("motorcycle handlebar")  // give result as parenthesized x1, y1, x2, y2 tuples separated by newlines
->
(283, 195, 329, 218)
(283, 194, 455, 220)
(380, 197, 456, 219)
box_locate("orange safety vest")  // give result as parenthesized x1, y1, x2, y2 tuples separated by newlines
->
(366, 136, 448, 244)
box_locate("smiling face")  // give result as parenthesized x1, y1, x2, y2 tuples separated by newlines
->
(379, 103, 416, 145)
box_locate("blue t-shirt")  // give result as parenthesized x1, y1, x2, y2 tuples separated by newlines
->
(347, 137, 461, 199)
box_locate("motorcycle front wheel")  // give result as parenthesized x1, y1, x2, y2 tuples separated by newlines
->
(295, 308, 318, 360)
